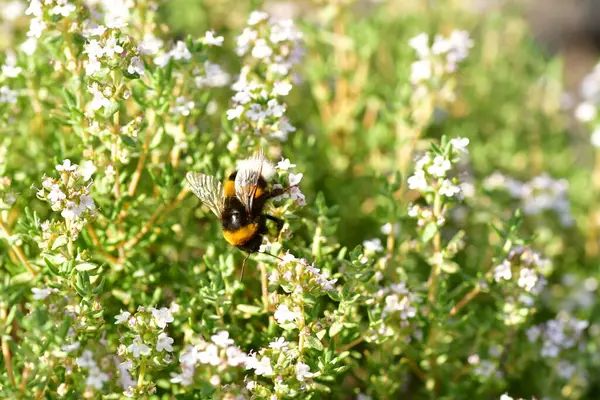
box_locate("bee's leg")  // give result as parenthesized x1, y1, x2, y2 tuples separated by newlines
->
(265, 214, 284, 239)
(240, 252, 251, 281)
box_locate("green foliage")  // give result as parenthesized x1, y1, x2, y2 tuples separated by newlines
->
(0, 1, 597, 399)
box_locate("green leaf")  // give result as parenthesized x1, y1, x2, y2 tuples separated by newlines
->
(421, 222, 437, 243)
(75, 262, 97, 272)
(120, 134, 137, 148)
(329, 321, 344, 337)
(236, 304, 263, 315)
(52, 235, 68, 250)
(305, 335, 324, 351)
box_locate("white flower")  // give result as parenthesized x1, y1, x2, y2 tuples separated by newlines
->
(517, 268, 539, 292)
(27, 18, 46, 38)
(203, 30, 224, 46)
(296, 362, 314, 381)
(267, 99, 285, 117)
(50, 3, 75, 17)
(410, 59, 432, 83)
(246, 355, 273, 376)
(84, 40, 105, 59)
(85, 57, 102, 76)
(227, 105, 244, 120)
(139, 34, 163, 55)
(252, 39, 273, 59)
(409, 33, 430, 58)
(450, 137, 470, 153)
(32, 287, 54, 300)
(170, 41, 191, 61)
(226, 346, 247, 367)
(76, 350, 96, 368)
(61, 341, 81, 353)
(2, 52, 22, 78)
(592, 127, 600, 148)
(47, 185, 66, 203)
(427, 156, 451, 177)
(171, 96, 195, 116)
(86, 367, 109, 389)
(500, 394, 514, 400)
(274, 304, 300, 324)
(0, 86, 18, 104)
(104, 37, 124, 58)
(156, 332, 174, 352)
(268, 337, 289, 350)
(127, 56, 145, 76)
(152, 307, 174, 329)
(211, 331, 234, 347)
(115, 310, 131, 324)
(289, 172, 303, 186)
(80, 160, 97, 181)
(408, 170, 428, 191)
(20, 38, 37, 56)
(493, 260, 512, 282)
(277, 158, 296, 171)
(248, 11, 269, 25)
(363, 238, 383, 253)
(197, 344, 221, 366)
(25, 0, 42, 17)
(439, 179, 461, 197)
(575, 102, 597, 122)
(88, 86, 111, 111)
(272, 81, 293, 96)
(128, 336, 151, 358)
(56, 159, 78, 172)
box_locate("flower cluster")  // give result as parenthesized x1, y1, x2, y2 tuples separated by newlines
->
(76, 350, 110, 390)
(115, 305, 176, 397)
(526, 312, 588, 359)
(483, 172, 573, 226)
(227, 11, 303, 141)
(35, 159, 97, 236)
(267, 251, 337, 296)
(408, 30, 473, 104)
(273, 158, 306, 206)
(408, 137, 469, 198)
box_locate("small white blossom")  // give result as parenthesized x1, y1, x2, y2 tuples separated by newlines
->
(203, 30, 224, 46)
(170, 41, 191, 61)
(439, 179, 461, 197)
(104, 37, 124, 58)
(0, 86, 18, 104)
(289, 172, 303, 186)
(252, 39, 273, 59)
(156, 332, 174, 352)
(272, 81, 293, 96)
(211, 331, 234, 348)
(152, 307, 174, 329)
(268, 337, 289, 350)
(32, 287, 55, 300)
(171, 96, 194, 116)
(494, 260, 512, 282)
(127, 56, 145, 76)
(115, 310, 131, 324)
(363, 238, 383, 253)
(277, 158, 296, 171)
(128, 336, 151, 358)
(296, 362, 314, 381)
(450, 137, 470, 153)
(274, 304, 300, 324)
(80, 160, 97, 181)
(408, 170, 428, 191)
(246, 355, 273, 376)
(227, 105, 244, 120)
(248, 11, 269, 25)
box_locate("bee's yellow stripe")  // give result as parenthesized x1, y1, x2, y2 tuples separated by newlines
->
(224, 180, 235, 197)
(223, 223, 258, 246)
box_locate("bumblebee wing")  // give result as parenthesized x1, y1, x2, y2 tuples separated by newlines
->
(186, 172, 224, 218)
(234, 149, 265, 213)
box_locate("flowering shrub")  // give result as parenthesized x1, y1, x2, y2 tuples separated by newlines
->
(0, 0, 597, 399)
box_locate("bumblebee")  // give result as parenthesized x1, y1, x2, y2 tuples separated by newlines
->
(186, 150, 285, 261)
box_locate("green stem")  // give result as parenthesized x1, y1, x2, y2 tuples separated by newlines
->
(137, 361, 146, 389)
